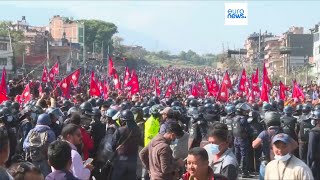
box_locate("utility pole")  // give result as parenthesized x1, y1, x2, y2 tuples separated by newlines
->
(82, 22, 86, 75)
(46, 40, 49, 66)
(22, 52, 25, 71)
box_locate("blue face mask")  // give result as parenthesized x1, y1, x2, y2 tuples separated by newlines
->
(204, 143, 220, 156)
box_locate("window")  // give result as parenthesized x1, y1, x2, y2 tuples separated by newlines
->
(0, 58, 7, 66)
(0, 43, 7, 51)
(314, 33, 320, 42)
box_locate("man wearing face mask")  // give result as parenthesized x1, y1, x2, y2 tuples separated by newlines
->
(265, 133, 314, 180)
(47, 108, 64, 137)
(205, 123, 238, 180)
(140, 122, 185, 180)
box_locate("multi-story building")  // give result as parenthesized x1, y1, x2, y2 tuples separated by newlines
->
(12, 16, 29, 32)
(279, 27, 313, 77)
(0, 36, 14, 77)
(49, 15, 84, 44)
(311, 23, 320, 78)
(264, 36, 281, 77)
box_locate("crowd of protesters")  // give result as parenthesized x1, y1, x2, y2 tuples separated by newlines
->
(0, 63, 319, 180)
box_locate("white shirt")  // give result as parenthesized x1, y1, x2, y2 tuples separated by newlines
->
(67, 141, 91, 180)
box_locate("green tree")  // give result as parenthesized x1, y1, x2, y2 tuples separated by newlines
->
(179, 51, 187, 60)
(79, 19, 118, 56)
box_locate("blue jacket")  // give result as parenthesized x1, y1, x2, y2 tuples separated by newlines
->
(23, 125, 56, 150)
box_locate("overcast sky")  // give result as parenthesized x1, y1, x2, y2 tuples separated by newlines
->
(0, 1, 320, 55)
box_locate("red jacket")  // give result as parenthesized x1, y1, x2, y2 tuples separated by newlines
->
(80, 127, 94, 160)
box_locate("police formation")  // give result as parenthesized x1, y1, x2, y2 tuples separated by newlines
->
(0, 96, 320, 180)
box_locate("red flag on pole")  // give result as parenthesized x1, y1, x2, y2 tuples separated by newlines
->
(89, 71, 101, 97)
(191, 83, 199, 97)
(127, 69, 140, 95)
(0, 67, 6, 96)
(165, 83, 173, 98)
(113, 70, 121, 90)
(279, 81, 288, 100)
(38, 85, 43, 97)
(205, 77, 213, 94)
(124, 66, 131, 86)
(70, 68, 81, 87)
(238, 69, 247, 92)
(217, 72, 230, 102)
(108, 57, 116, 76)
(223, 71, 232, 88)
(211, 78, 219, 97)
(21, 84, 31, 104)
(48, 62, 59, 82)
(41, 66, 48, 83)
(263, 63, 272, 86)
(58, 76, 71, 98)
(292, 81, 305, 101)
(252, 68, 260, 92)
(260, 83, 269, 102)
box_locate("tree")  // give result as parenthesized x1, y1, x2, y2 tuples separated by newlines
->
(79, 19, 118, 57)
(179, 51, 187, 60)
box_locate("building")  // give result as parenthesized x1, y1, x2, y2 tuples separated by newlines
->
(244, 31, 275, 63)
(12, 16, 29, 32)
(264, 36, 281, 78)
(278, 27, 313, 83)
(0, 36, 14, 77)
(49, 15, 84, 44)
(311, 23, 320, 78)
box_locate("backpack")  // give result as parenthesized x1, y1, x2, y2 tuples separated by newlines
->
(26, 130, 49, 161)
(299, 120, 313, 142)
(281, 118, 296, 139)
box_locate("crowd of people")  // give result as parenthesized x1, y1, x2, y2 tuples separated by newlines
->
(0, 64, 319, 180)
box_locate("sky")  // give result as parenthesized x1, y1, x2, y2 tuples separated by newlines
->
(0, 1, 320, 55)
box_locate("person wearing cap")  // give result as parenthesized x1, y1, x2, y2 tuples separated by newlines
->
(159, 107, 176, 134)
(307, 110, 320, 179)
(265, 133, 313, 180)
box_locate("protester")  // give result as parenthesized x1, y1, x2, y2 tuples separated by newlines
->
(207, 123, 238, 180)
(265, 133, 314, 180)
(140, 122, 185, 180)
(8, 162, 44, 180)
(46, 140, 79, 180)
(159, 107, 176, 134)
(0, 125, 14, 180)
(61, 124, 93, 180)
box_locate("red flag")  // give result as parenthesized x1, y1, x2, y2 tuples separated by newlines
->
(238, 69, 247, 92)
(41, 66, 48, 83)
(252, 68, 260, 92)
(165, 83, 173, 98)
(217, 81, 228, 102)
(247, 89, 255, 102)
(211, 78, 219, 97)
(108, 57, 116, 76)
(292, 81, 305, 101)
(58, 76, 71, 98)
(222, 71, 232, 88)
(155, 78, 160, 96)
(69, 68, 81, 87)
(279, 81, 288, 100)
(90, 71, 101, 97)
(15, 95, 22, 104)
(48, 62, 59, 82)
(113, 70, 121, 90)
(124, 67, 131, 86)
(21, 84, 31, 104)
(197, 82, 204, 98)
(263, 63, 272, 86)
(103, 80, 109, 100)
(0, 67, 6, 96)
(260, 83, 269, 102)
(127, 69, 140, 95)
(191, 84, 199, 97)
(205, 77, 213, 94)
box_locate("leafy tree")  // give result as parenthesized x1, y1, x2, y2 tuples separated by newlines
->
(79, 19, 118, 58)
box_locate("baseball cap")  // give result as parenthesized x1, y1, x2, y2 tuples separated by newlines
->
(160, 107, 173, 115)
(272, 133, 290, 144)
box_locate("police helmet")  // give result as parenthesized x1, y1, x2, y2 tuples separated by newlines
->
(106, 108, 118, 118)
(67, 107, 79, 117)
(296, 104, 303, 111)
(313, 110, 320, 120)
(142, 106, 150, 118)
(189, 99, 198, 107)
(302, 104, 312, 114)
(96, 98, 104, 107)
(283, 106, 293, 115)
(151, 96, 160, 104)
(262, 103, 272, 112)
(88, 98, 97, 107)
(225, 105, 236, 115)
(149, 104, 164, 115)
(171, 101, 181, 107)
(120, 110, 134, 121)
(264, 111, 281, 127)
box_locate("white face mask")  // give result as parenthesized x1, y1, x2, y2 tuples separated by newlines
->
(274, 153, 291, 161)
(204, 143, 220, 156)
(171, 138, 179, 145)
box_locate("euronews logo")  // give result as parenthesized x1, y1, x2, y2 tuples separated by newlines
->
(225, 3, 248, 26)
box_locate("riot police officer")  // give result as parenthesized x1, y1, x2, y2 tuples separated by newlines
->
(280, 106, 298, 141)
(297, 104, 314, 164)
(79, 102, 94, 130)
(221, 105, 236, 147)
(307, 110, 320, 179)
(110, 110, 143, 180)
(188, 106, 207, 149)
(233, 102, 251, 178)
(203, 103, 220, 124)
